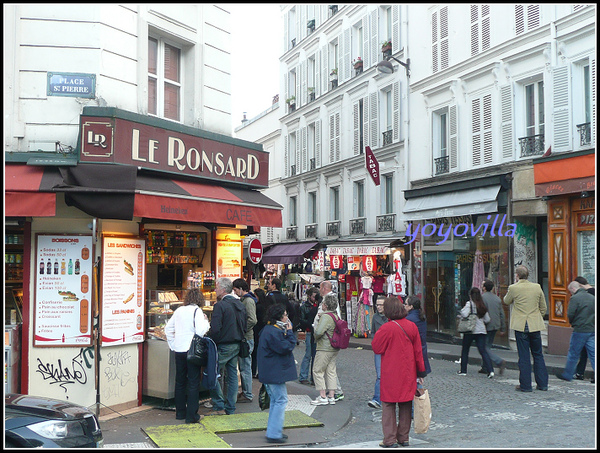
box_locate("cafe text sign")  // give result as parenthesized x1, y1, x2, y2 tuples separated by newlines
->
(80, 113, 269, 189)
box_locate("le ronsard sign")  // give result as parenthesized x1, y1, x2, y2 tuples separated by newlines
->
(79, 113, 269, 189)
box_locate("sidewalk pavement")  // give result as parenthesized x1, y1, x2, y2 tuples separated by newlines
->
(100, 336, 590, 448)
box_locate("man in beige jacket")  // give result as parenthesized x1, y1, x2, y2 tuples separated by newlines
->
(503, 265, 549, 392)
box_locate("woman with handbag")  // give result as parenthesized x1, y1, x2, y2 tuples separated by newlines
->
(257, 303, 297, 443)
(457, 287, 494, 378)
(165, 288, 210, 423)
(372, 296, 427, 448)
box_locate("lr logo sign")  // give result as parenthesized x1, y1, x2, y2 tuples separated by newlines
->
(81, 121, 114, 158)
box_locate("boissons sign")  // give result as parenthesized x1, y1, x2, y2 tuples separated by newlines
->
(404, 214, 516, 245)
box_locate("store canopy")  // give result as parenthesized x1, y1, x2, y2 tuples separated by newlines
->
(5, 163, 282, 227)
(326, 241, 392, 255)
(533, 151, 595, 196)
(403, 185, 501, 220)
(261, 241, 319, 264)
(5, 165, 57, 217)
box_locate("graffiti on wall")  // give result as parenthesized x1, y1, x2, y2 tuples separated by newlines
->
(35, 347, 94, 396)
(514, 219, 537, 281)
(102, 349, 135, 400)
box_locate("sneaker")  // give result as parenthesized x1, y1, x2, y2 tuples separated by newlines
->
(457, 371, 467, 376)
(574, 373, 585, 381)
(327, 397, 336, 405)
(379, 441, 399, 448)
(203, 400, 213, 408)
(310, 396, 329, 406)
(368, 400, 382, 409)
(333, 393, 344, 401)
(488, 372, 494, 379)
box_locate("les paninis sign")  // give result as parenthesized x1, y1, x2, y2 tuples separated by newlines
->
(80, 113, 269, 189)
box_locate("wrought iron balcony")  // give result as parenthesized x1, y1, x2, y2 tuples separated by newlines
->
(376, 213, 395, 232)
(518, 133, 545, 157)
(382, 129, 393, 146)
(305, 224, 318, 238)
(286, 226, 297, 240)
(350, 218, 366, 235)
(326, 221, 341, 237)
(576, 122, 591, 146)
(435, 155, 449, 175)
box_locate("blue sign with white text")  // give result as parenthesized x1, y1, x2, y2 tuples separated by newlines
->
(47, 72, 96, 98)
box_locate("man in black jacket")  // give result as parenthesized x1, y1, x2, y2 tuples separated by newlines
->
(208, 277, 247, 415)
(267, 277, 295, 324)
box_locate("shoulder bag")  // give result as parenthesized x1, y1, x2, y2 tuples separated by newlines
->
(187, 307, 208, 367)
(457, 302, 477, 333)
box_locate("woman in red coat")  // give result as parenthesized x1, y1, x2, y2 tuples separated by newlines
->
(372, 296, 427, 448)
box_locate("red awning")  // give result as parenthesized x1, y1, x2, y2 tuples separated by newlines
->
(5, 165, 57, 217)
(533, 152, 596, 196)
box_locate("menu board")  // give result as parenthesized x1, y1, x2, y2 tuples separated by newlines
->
(215, 240, 242, 279)
(578, 230, 595, 286)
(34, 235, 93, 347)
(101, 236, 146, 346)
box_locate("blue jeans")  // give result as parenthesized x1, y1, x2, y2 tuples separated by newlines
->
(559, 332, 595, 381)
(460, 333, 494, 374)
(515, 327, 548, 391)
(482, 330, 505, 370)
(174, 352, 202, 422)
(372, 353, 381, 403)
(238, 339, 254, 399)
(299, 332, 315, 381)
(210, 342, 241, 414)
(265, 383, 288, 439)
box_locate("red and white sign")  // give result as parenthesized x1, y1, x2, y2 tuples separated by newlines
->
(330, 255, 343, 270)
(248, 238, 263, 264)
(365, 146, 380, 186)
(362, 255, 376, 273)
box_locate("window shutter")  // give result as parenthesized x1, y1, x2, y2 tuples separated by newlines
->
(515, 5, 525, 35)
(391, 5, 400, 54)
(362, 16, 370, 68)
(552, 66, 571, 152)
(300, 5, 306, 41)
(301, 61, 307, 106)
(295, 66, 301, 107)
(393, 82, 400, 141)
(296, 130, 301, 172)
(363, 95, 370, 148)
(482, 6, 490, 51)
(440, 6, 449, 71)
(329, 114, 336, 163)
(472, 97, 482, 167)
(483, 94, 493, 164)
(284, 11, 289, 52)
(432, 11, 438, 73)
(302, 127, 308, 172)
(284, 135, 289, 177)
(321, 45, 328, 93)
(500, 85, 514, 160)
(370, 92, 378, 149)
(370, 9, 378, 69)
(315, 119, 322, 168)
(527, 5, 540, 30)
(342, 28, 351, 82)
(449, 104, 458, 169)
(335, 112, 341, 162)
(316, 50, 321, 96)
(284, 72, 289, 113)
(353, 101, 360, 155)
(470, 5, 479, 56)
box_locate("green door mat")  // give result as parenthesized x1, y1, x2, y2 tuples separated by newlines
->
(143, 410, 323, 448)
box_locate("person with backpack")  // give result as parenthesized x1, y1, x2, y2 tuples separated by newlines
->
(310, 293, 346, 406)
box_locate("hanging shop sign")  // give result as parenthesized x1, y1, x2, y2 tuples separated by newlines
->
(347, 256, 361, 271)
(330, 255, 343, 270)
(365, 146, 380, 186)
(216, 240, 242, 279)
(362, 255, 377, 273)
(34, 234, 94, 347)
(101, 236, 146, 346)
(327, 244, 390, 256)
(79, 108, 269, 189)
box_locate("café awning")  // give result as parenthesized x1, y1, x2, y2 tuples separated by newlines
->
(5, 163, 282, 227)
(261, 241, 319, 264)
(5, 165, 57, 217)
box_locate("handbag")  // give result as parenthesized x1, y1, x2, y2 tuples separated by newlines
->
(413, 388, 432, 434)
(457, 302, 477, 333)
(258, 384, 270, 410)
(187, 307, 208, 367)
(239, 338, 250, 358)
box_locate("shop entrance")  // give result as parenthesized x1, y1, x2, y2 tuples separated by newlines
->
(423, 251, 458, 336)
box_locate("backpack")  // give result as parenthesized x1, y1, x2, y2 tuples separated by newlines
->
(324, 312, 351, 349)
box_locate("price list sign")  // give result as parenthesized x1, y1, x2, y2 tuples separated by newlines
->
(34, 235, 93, 347)
(101, 236, 146, 346)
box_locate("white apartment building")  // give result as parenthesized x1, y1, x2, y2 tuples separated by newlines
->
(236, 4, 595, 354)
(5, 5, 283, 411)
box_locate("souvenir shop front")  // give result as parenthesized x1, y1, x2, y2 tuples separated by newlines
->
(326, 242, 408, 338)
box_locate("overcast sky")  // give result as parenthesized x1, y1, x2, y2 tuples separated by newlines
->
(230, 4, 283, 129)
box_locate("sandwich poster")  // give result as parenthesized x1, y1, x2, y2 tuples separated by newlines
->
(101, 236, 146, 346)
(34, 234, 94, 347)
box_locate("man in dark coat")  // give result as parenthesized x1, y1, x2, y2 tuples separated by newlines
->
(267, 277, 295, 324)
(207, 277, 247, 415)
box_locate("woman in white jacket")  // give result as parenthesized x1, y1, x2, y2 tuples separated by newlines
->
(165, 288, 210, 423)
(457, 287, 495, 378)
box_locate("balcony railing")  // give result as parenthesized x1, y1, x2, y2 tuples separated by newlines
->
(435, 155, 449, 175)
(382, 129, 393, 146)
(576, 122, 591, 146)
(305, 224, 318, 238)
(518, 133, 545, 157)
(350, 218, 366, 235)
(326, 221, 341, 237)
(286, 226, 297, 240)
(376, 213, 396, 232)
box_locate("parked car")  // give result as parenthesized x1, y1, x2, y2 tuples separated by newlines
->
(4, 394, 103, 448)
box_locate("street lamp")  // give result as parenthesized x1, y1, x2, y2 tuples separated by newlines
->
(377, 56, 410, 78)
